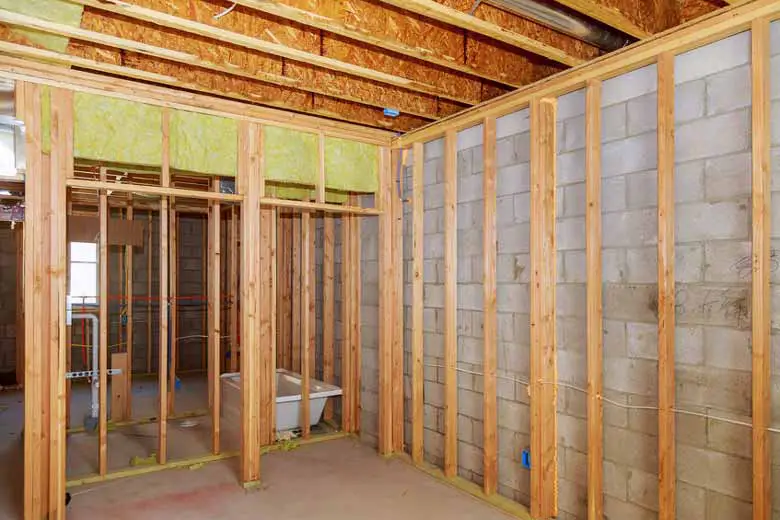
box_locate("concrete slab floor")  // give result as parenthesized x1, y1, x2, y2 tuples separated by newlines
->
(66, 438, 514, 520)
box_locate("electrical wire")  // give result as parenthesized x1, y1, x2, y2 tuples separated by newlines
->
(423, 362, 780, 434)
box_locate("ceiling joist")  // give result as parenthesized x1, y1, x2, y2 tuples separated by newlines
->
(228, 0, 521, 87)
(376, 0, 597, 66)
(64, 0, 484, 105)
(0, 8, 461, 120)
(0, 40, 427, 131)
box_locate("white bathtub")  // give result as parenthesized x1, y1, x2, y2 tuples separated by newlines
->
(220, 369, 343, 432)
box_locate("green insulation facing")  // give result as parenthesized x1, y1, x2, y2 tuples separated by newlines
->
(263, 126, 318, 185)
(265, 183, 348, 204)
(74, 93, 163, 167)
(324, 137, 378, 193)
(170, 110, 237, 177)
(0, 0, 83, 52)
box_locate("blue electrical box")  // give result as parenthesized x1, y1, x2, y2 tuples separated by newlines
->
(521, 448, 531, 469)
(383, 108, 400, 117)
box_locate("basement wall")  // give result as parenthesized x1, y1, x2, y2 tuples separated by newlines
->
(371, 19, 780, 520)
(0, 225, 17, 379)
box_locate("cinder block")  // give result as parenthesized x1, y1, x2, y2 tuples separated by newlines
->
(626, 321, 657, 360)
(675, 285, 750, 328)
(558, 349, 586, 386)
(496, 109, 529, 139)
(675, 79, 706, 123)
(703, 240, 751, 283)
(497, 253, 530, 283)
(602, 176, 627, 213)
(707, 412, 752, 458)
(603, 497, 657, 520)
(557, 474, 587, 518)
(772, 101, 780, 145)
(498, 398, 528, 432)
(459, 388, 484, 420)
(628, 468, 659, 512)
(676, 244, 704, 283)
(604, 319, 627, 357)
(675, 160, 705, 203)
(457, 124, 483, 151)
(604, 425, 658, 473)
(424, 183, 444, 210)
(677, 444, 751, 501)
(677, 482, 706, 520)
(513, 193, 531, 223)
(458, 173, 483, 203)
(675, 325, 704, 366)
(496, 282, 530, 313)
(707, 493, 752, 520)
(602, 64, 657, 106)
(602, 103, 627, 142)
(676, 201, 749, 243)
(626, 170, 658, 210)
(604, 459, 629, 501)
(557, 217, 586, 251)
(457, 284, 483, 312)
(675, 109, 750, 163)
(425, 138, 444, 160)
(562, 250, 586, 283)
(603, 132, 657, 177)
(423, 232, 444, 259)
(497, 195, 515, 225)
(706, 64, 751, 115)
(626, 247, 656, 284)
(423, 284, 444, 309)
(496, 136, 517, 168)
(704, 151, 751, 199)
(423, 158, 442, 186)
(497, 163, 530, 197)
(557, 149, 586, 185)
(604, 357, 657, 395)
(675, 32, 750, 84)
(458, 440, 483, 474)
(558, 414, 586, 451)
(627, 93, 658, 136)
(561, 182, 585, 217)
(603, 209, 657, 248)
(557, 89, 586, 119)
(497, 223, 530, 254)
(498, 339, 531, 377)
(772, 20, 780, 55)
(704, 326, 751, 371)
(562, 114, 585, 152)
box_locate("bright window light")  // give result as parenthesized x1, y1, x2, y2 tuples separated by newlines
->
(70, 242, 98, 305)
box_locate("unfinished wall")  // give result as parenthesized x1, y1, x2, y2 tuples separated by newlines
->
(384, 20, 780, 520)
(0, 225, 17, 379)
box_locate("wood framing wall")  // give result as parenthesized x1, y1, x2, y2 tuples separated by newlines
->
(390, 2, 780, 519)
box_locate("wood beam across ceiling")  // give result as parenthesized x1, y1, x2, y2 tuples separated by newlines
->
(0, 8, 453, 120)
(65, 0, 496, 106)
(548, 0, 653, 38)
(226, 0, 524, 88)
(0, 41, 428, 131)
(376, 0, 601, 66)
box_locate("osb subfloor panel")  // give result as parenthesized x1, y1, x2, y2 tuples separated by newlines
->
(66, 438, 514, 520)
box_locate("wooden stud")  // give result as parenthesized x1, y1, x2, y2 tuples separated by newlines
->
(482, 117, 498, 496)
(49, 86, 71, 520)
(259, 207, 275, 446)
(377, 146, 392, 453)
(158, 109, 170, 465)
(125, 199, 134, 419)
(146, 210, 153, 375)
(99, 167, 109, 476)
(341, 211, 353, 434)
(585, 79, 604, 520)
(352, 196, 363, 434)
(323, 215, 335, 421)
(239, 120, 262, 484)
(391, 155, 403, 448)
(110, 353, 129, 423)
(269, 208, 277, 442)
(751, 17, 771, 520)
(657, 52, 676, 520)
(292, 215, 301, 374)
(22, 81, 45, 520)
(230, 207, 239, 373)
(309, 213, 317, 381)
(411, 141, 424, 465)
(301, 210, 312, 439)
(443, 128, 458, 478)
(168, 208, 178, 414)
(210, 179, 222, 454)
(529, 97, 558, 519)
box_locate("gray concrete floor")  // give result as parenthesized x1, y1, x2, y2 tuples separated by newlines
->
(66, 438, 514, 520)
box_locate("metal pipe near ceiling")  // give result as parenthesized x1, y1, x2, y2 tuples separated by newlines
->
(480, 0, 633, 51)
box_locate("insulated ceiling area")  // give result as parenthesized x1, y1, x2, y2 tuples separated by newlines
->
(0, 0, 729, 132)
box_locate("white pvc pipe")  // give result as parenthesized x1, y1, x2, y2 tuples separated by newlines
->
(71, 313, 99, 419)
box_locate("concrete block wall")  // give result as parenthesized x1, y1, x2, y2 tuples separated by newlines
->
(0, 226, 18, 378)
(361, 204, 380, 447)
(372, 22, 780, 520)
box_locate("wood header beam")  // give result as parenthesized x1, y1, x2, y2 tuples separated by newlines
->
(547, 0, 652, 39)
